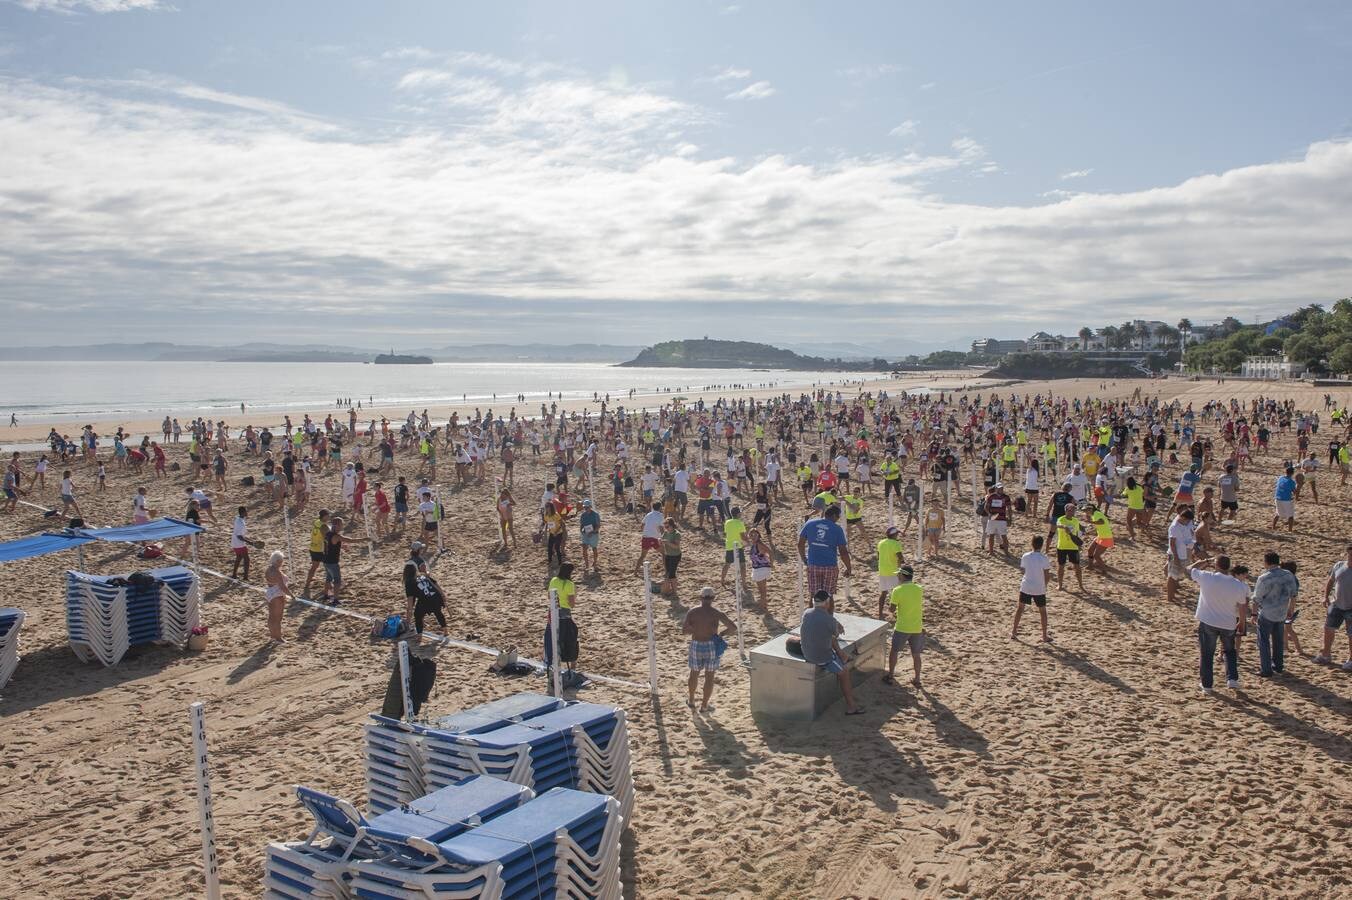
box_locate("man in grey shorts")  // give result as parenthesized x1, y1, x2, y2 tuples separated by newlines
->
(1317, 544, 1352, 670)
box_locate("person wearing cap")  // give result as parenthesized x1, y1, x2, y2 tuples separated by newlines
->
(798, 505, 852, 602)
(799, 591, 863, 715)
(885, 565, 924, 687)
(1054, 504, 1085, 592)
(876, 525, 907, 618)
(681, 586, 737, 711)
(577, 498, 602, 574)
(984, 482, 1011, 555)
(403, 541, 447, 634)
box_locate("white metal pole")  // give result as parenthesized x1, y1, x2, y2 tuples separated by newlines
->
(189, 702, 222, 900)
(434, 488, 445, 557)
(282, 503, 295, 589)
(397, 640, 414, 723)
(642, 561, 658, 695)
(887, 493, 894, 529)
(946, 469, 953, 510)
(796, 551, 806, 609)
(548, 589, 564, 698)
(363, 494, 376, 559)
(732, 557, 747, 661)
(916, 482, 925, 564)
(191, 533, 201, 584)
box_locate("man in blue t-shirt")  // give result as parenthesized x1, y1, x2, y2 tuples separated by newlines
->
(1272, 466, 1297, 532)
(797, 505, 852, 602)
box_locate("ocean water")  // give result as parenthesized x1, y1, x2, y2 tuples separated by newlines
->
(0, 360, 884, 425)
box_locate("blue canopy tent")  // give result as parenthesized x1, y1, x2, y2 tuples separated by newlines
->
(0, 517, 205, 573)
(0, 532, 93, 564)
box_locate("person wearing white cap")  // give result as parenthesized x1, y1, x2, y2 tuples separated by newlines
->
(876, 525, 906, 619)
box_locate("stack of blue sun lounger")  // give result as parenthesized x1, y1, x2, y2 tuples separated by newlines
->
(364, 693, 564, 813)
(348, 786, 623, 900)
(417, 701, 634, 822)
(64, 566, 200, 666)
(0, 607, 23, 692)
(263, 777, 534, 900)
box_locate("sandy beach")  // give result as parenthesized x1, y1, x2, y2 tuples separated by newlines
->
(1, 374, 1350, 899)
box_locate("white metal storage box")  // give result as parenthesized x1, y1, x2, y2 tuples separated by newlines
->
(749, 612, 888, 720)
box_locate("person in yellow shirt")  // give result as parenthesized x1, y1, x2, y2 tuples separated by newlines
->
(881, 453, 902, 499)
(1121, 476, 1146, 540)
(720, 506, 748, 587)
(842, 492, 865, 542)
(1081, 450, 1099, 479)
(875, 525, 906, 618)
(1055, 510, 1085, 591)
(886, 566, 924, 687)
(1085, 504, 1114, 572)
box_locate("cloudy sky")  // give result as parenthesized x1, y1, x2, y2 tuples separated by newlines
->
(2, 1, 1351, 350)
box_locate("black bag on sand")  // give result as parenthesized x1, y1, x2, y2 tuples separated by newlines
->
(240, 475, 256, 486)
(381, 656, 437, 718)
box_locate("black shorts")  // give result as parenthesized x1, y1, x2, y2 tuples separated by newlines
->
(1057, 549, 1080, 565)
(1220, 500, 1238, 511)
(309, 550, 324, 562)
(663, 555, 679, 579)
(424, 521, 438, 532)
(1018, 592, 1046, 607)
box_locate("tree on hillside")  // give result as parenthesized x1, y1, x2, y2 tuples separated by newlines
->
(1219, 316, 1244, 336)
(1100, 325, 1121, 349)
(1078, 327, 1094, 350)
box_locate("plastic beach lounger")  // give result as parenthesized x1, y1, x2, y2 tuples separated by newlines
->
(263, 786, 387, 900)
(348, 788, 621, 900)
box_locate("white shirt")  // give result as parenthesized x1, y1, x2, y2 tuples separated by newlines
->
(673, 469, 689, 492)
(1167, 518, 1195, 556)
(1066, 472, 1089, 501)
(418, 500, 437, 523)
(1019, 551, 1051, 595)
(1024, 468, 1039, 492)
(642, 509, 665, 539)
(230, 516, 248, 549)
(641, 472, 658, 492)
(835, 454, 850, 474)
(61, 477, 74, 495)
(1191, 568, 1248, 629)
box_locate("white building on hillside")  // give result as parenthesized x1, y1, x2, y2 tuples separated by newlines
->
(1241, 355, 1306, 379)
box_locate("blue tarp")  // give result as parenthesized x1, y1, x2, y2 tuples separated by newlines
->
(0, 517, 204, 564)
(78, 517, 204, 544)
(0, 532, 93, 564)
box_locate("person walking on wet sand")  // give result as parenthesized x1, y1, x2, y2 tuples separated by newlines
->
(681, 586, 737, 711)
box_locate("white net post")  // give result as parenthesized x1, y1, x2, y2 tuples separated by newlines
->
(282, 503, 295, 588)
(946, 469, 953, 510)
(363, 493, 376, 559)
(796, 551, 806, 609)
(190, 533, 201, 584)
(915, 482, 925, 564)
(397, 640, 414, 723)
(548, 588, 563, 698)
(732, 553, 747, 661)
(642, 561, 659, 695)
(189, 702, 222, 900)
(434, 487, 445, 557)
(887, 493, 894, 529)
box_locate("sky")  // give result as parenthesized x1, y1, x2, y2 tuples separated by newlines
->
(2, 1, 1351, 351)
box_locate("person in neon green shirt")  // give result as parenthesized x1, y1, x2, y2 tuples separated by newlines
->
(842, 492, 864, 542)
(1085, 504, 1114, 573)
(1042, 440, 1058, 475)
(1055, 511, 1085, 591)
(720, 506, 748, 586)
(549, 565, 576, 611)
(1121, 476, 1146, 540)
(1001, 443, 1017, 473)
(875, 525, 906, 617)
(886, 566, 924, 686)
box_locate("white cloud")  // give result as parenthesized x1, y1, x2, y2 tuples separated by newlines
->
(711, 66, 752, 83)
(839, 63, 902, 83)
(889, 119, 918, 138)
(726, 80, 775, 101)
(1, 66, 1350, 341)
(11, 0, 162, 11)
(719, 4, 741, 14)
(919, 81, 937, 91)
(1060, 168, 1094, 180)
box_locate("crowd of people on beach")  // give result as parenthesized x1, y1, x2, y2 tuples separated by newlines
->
(4, 382, 1352, 714)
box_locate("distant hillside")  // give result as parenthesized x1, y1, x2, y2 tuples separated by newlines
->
(619, 339, 887, 370)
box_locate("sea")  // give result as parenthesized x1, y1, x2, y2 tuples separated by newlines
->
(1, 360, 888, 443)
